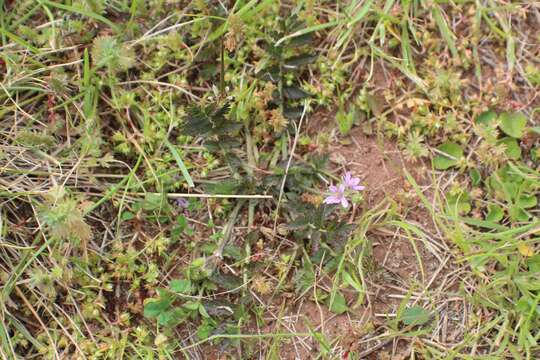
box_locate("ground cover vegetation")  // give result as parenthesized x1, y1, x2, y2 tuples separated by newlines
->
(0, 0, 539, 358)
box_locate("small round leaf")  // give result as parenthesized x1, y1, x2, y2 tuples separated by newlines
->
(499, 112, 527, 139)
(433, 142, 464, 170)
(498, 137, 521, 160)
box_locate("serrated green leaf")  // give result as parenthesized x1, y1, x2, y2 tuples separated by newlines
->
(284, 54, 317, 67)
(286, 33, 315, 47)
(336, 110, 354, 135)
(209, 272, 242, 290)
(196, 320, 215, 340)
(202, 179, 241, 195)
(182, 103, 231, 137)
(144, 297, 172, 319)
(283, 86, 310, 100)
(499, 112, 527, 138)
(401, 306, 431, 326)
(183, 301, 200, 311)
(433, 142, 463, 170)
(283, 106, 304, 119)
(170, 279, 192, 294)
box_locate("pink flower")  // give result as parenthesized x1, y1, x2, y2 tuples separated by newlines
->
(324, 184, 349, 208)
(342, 172, 365, 191)
(323, 172, 365, 209)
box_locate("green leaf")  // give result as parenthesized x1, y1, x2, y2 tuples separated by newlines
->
(283, 106, 304, 119)
(182, 103, 232, 137)
(499, 112, 527, 138)
(469, 168, 481, 186)
(183, 301, 200, 311)
(517, 195, 537, 209)
(475, 110, 497, 126)
(41, 0, 120, 32)
(527, 255, 540, 273)
(284, 54, 318, 67)
(498, 137, 521, 160)
(275, 20, 339, 47)
(433, 142, 463, 170)
(530, 126, 540, 135)
(170, 279, 192, 294)
(196, 320, 215, 340)
(432, 6, 459, 61)
(283, 86, 311, 100)
(157, 308, 187, 326)
(198, 303, 210, 318)
(532, 147, 540, 162)
(509, 206, 530, 222)
(177, 214, 187, 231)
(486, 204, 504, 223)
(144, 297, 172, 319)
(209, 272, 242, 290)
(401, 306, 431, 326)
(202, 179, 241, 195)
(446, 192, 471, 216)
(121, 211, 135, 221)
(336, 110, 354, 135)
(164, 139, 194, 188)
(140, 193, 166, 211)
(327, 291, 348, 314)
(342, 271, 363, 293)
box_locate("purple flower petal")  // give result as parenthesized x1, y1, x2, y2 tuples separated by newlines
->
(176, 198, 189, 208)
(324, 195, 341, 204)
(341, 197, 349, 208)
(342, 172, 364, 192)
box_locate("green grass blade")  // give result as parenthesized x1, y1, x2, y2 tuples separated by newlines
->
(432, 5, 459, 61)
(40, 0, 120, 32)
(164, 139, 194, 188)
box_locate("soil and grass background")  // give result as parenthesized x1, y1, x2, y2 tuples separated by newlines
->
(1, 1, 540, 359)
